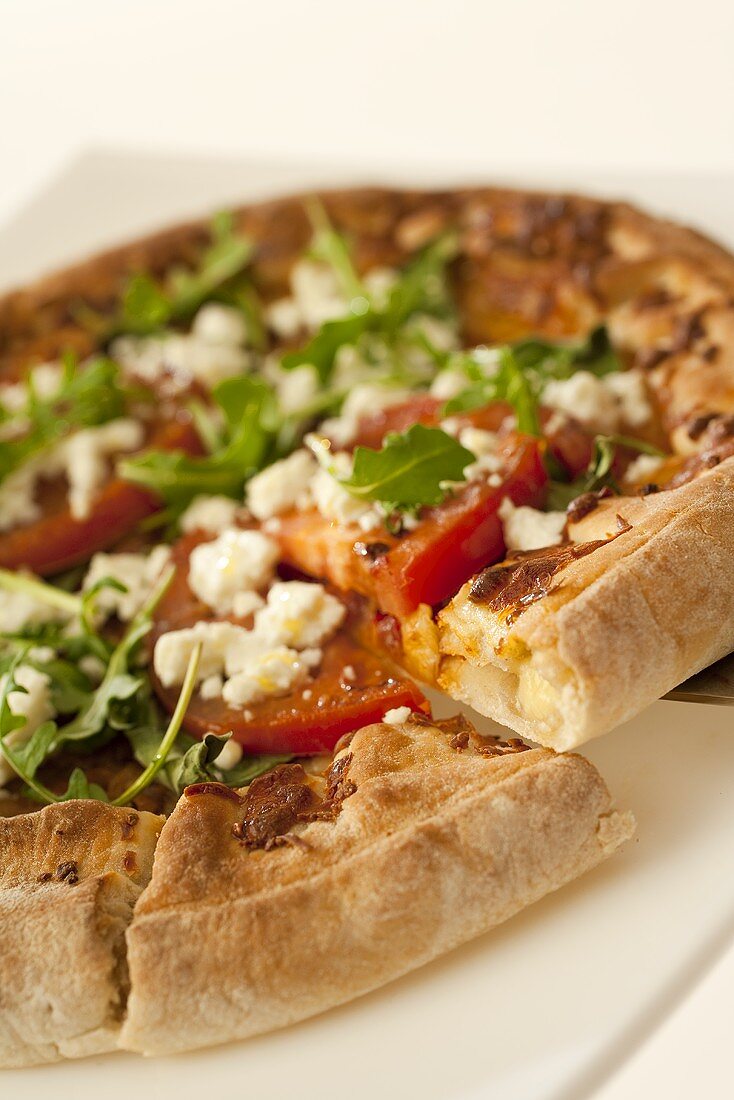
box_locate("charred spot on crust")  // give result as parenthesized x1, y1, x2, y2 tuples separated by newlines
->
(185, 781, 243, 803)
(120, 810, 139, 840)
(55, 860, 79, 885)
(232, 758, 357, 850)
(566, 486, 613, 524)
(639, 482, 660, 496)
(469, 517, 632, 619)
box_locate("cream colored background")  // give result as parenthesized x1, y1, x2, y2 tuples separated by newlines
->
(1, 0, 734, 225)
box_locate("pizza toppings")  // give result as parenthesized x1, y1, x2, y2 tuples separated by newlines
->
(187, 529, 279, 615)
(1, 191, 727, 819)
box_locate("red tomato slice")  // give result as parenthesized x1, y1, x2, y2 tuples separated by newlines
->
(352, 396, 593, 478)
(0, 417, 202, 576)
(275, 432, 548, 620)
(150, 533, 429, 755)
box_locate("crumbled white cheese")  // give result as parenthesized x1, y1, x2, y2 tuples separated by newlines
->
(0, 666, 56, 786)
(383, 705, 411, 725)
(154, 620, 247, 687)
(498, 498, 567, 552)
(275, 364, 320, 415)
(83, 545, 171, 622)
(265, 298, 303, 339)
(290, 260, 346, 329)
(362, 266, 397, 307)
(254, 581, 346, 649)
(0, 462, 43, 532)
(215, 737, 244, 771)
(543, 369, 651, 434)
(604, 370, 653, 428)
(624, 453, 666, 483)
(191, 303, 248, 346)
(180, 494, 241, 535)
(319, 383, 409, 447)
(66, 418, 144, 520)
(0, 416, 144, 531)
(246, 449, 317, 520)
(222, 646, 321, 707)
(430, 369, 467, 400)
(112, 332, 249, 391)
(188, 529, 279, 614)
(200, 674, 225, 700)
(458, 427, 502, 482)
(231, 590, 265, 619)
(1, 362, 63, 415)
(0, 584, 65, 634)
(310, 452, 381, 528)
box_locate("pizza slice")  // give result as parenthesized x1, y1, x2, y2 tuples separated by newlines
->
(0, 800, 162, 1066)
(120, 715, 633, 1056)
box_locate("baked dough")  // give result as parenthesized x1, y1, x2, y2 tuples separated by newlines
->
(0, 801, 162, 1067)
(2, 185, 733, 748)
(120, 718, 633, 1056)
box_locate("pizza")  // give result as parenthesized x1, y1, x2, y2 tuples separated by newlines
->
(2, 181, 732, 1063)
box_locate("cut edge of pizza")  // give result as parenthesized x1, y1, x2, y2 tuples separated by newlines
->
(0, 801, 163, 1067)
(118, 716, 634, 1057)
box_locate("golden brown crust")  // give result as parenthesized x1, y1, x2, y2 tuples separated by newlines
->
(439, 459, 734, 749)
(0, 801, 163, 1067)
(121, 719, 633, 1056)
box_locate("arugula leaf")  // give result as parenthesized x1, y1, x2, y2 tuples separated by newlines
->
(444, 326, 621, 435)
(281, 233, 458, 384)
(547, 433, 664, 510)
(306, 198, 365, 301)
(78, 212, 254, 340)
(168, 731, 232, 791)
(219, 751, 293, 788)
(111, 642, 202, 807)
(340, 424, 475, 510)
(0, 356, 128, 485)
(57, 768, 109, 803)
(119, 375, 278, 514)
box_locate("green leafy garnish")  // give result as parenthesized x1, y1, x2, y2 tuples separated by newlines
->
(77, 212, 254, 341)
(110, 642, 201, 807)
(547, 433, 664, 510)
(445, 326, 621, 436)
(119, 375, 278, 515)
(340, 423, 475, 511)
(282, 233, 458, 383)
(306, 198, 365, 302)
(0, 355, 127, 484)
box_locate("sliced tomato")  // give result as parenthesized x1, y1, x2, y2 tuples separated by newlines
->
(0, 416, 202, 576)
(151, 533, 428, 755)
(352, 395, 593, 478)
(275, 431, 548, 620)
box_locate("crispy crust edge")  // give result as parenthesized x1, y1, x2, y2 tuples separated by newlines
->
(120, 733, 633, 1056)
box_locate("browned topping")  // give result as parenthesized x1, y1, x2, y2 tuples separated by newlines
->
(688, 413, 718, 440)
(36, 871, 53, 883)
(707, 415, 734, 444)
(566, 486, 613, 524)
(474, 736, 529, 758)
(354, 540, 391, 561)
(185, 781, 243, 803)
(55, 860, 79, 885)
(120, 810, 139, 840)
(671, 311, 706, 355)
(639, 482, 660, 496)
(232, 764, 316, 848)
(469, 517, 631, 618)
(635, 346, 669, 371)
(703, 345, 720, 363)
(231, 758, 357, 851)
(450, 730, 470, 751)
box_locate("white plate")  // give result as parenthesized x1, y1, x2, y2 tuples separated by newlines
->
(3, 153, 734, 1100)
